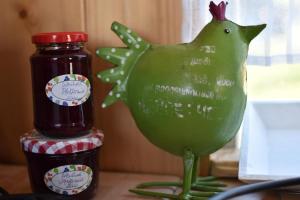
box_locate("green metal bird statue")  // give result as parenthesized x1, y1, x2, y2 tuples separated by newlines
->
(96, 1, 266, 199)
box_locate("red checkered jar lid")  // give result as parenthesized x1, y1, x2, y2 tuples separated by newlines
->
(20, 129, 104, 154)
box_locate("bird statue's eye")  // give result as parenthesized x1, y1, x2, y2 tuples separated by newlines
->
(224, 28, 231, 34)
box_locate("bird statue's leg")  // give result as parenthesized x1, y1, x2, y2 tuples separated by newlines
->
(129, 149, 219, 199)
(133, 156, 223, 190)
(130, 155, 224, 199)
(178, 148, 195, 199)
(191, 156, 200, 183)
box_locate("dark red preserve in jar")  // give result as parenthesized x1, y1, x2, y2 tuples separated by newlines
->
(31, 32, 93, 137)
(21, 129, 104, 200)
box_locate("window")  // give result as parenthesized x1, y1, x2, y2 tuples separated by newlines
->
(181, 0, 300, 177)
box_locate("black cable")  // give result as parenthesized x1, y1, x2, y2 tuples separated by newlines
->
(209, 177, 300, 200)
(0, 187, 8, 196)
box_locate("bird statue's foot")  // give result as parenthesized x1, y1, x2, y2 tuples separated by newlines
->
(192, 176, 226, 191)
(135, 177, 225, 191)
(129, 176, 225, 199)
(130, 188, 219, 199)
(130, 151, 225, 199)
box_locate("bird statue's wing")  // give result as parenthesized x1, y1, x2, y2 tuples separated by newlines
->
(96, 21, 151, 108)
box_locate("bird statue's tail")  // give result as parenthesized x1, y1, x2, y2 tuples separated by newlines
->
(96, 21, 151, 108)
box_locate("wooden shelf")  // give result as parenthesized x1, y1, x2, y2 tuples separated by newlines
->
(0, 164, 299, 199)
(0, 164, 179, 199)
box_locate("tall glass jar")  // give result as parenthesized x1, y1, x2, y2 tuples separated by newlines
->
(31, 32, 93, 138)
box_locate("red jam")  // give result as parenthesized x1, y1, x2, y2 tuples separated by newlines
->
(21, 129, 103, 200)
(30, 32, 93, 138)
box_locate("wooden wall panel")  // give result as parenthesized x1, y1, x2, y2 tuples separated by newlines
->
(0, 0, 185, 176)
(0, 0, 84, 163)
(85, 0, 184, 175)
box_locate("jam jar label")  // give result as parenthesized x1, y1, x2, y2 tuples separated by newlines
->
(44, 164, 93, 195)
(45, 74, 91, 106)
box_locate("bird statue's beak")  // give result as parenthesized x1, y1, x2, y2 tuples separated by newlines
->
(241, 24, 266, 43)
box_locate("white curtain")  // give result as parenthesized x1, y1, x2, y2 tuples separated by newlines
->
(182, 0, 300, 66)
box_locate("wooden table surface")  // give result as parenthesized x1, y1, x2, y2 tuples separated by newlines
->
(0, 164, 299, 200)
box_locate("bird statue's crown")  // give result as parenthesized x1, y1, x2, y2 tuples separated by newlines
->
(209, 1, 227, 20)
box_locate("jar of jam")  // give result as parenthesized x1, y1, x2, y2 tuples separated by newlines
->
(21, 129, 104, 200)
(31, 32, 93, 138)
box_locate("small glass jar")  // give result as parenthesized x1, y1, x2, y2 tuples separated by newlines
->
(31, 32, 93, 138)
(21, 129, 104, 200)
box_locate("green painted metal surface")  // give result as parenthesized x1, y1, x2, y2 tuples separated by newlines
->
(97, 19, 265, 158)
(96, 1, 266, 199)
